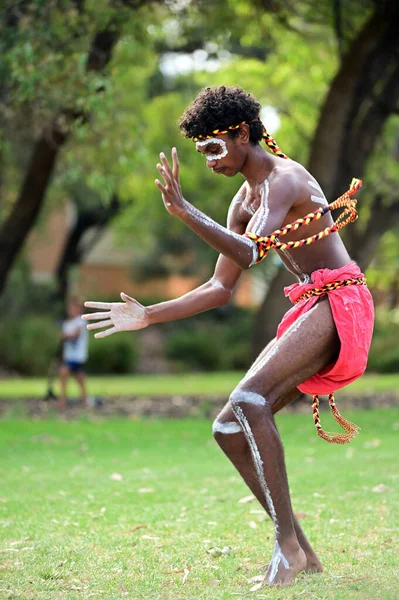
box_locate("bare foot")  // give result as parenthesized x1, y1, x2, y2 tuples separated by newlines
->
(264, 541, 307, 587)
(262, 552, 323, 574)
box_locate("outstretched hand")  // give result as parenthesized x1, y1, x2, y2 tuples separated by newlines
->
(82, 293, 149, 338)
(155, 147, 185, 215)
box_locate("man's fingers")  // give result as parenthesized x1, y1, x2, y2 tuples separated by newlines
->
(156, 163, 172, 186)
(94, 326, 118, 339)
(84, 301, 113, 309)
(121, 292, 134, 302)
(82, 311, 110, 321)
(160, 152, 172, 175)
(172, 147, 180, 182)
(87, 319, 113, 331)
(155, 179, 167, 193)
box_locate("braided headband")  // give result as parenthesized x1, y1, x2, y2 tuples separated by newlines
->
(192, 119, 288, 159)
(246, 178, 362, 263)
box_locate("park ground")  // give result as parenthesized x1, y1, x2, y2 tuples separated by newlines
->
(0, 403, 398, 600)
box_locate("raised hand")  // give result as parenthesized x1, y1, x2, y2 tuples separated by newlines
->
(155, 147, 185, 215)
(82, 292, 149, 338)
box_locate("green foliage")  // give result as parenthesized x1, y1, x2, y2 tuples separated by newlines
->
(86, 332, 138, 374)
(0, 316, 59, 376)
(367, 309, 399, 373)
(165, 307, 253, 372)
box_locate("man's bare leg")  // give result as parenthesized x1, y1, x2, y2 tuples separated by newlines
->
(213, 299, 339, 586)
(213, 387, 323, 573)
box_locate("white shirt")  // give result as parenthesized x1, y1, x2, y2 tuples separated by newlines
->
(62, 316, 89, 363)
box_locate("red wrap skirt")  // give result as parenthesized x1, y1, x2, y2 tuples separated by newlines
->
(276, 261, 374, 395)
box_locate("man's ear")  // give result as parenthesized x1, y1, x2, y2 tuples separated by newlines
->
(237, 123, 250, 145)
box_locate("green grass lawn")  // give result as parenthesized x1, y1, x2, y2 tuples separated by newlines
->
(0, 372, 398, 399)
(0, 409, 398, 599)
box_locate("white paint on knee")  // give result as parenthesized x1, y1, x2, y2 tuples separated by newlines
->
(231, 403, 278, 531)
(230, 390, 266, 407)
(268, 540, 289, 583)
(212, 420, 242, 435)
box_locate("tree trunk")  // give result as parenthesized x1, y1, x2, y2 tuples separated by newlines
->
(251, 0, 399, 355)
(55, 195, 121, 304)
(0, 122, 68, 294)
(0, 12, 126, 297)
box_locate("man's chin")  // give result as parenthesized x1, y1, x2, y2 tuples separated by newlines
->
(213, 167, 236, 177)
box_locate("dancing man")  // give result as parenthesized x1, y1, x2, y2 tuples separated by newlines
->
(83, 86, 374, 586)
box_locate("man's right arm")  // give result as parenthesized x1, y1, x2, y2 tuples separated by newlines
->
(147, 254, 243, 324)
(83, 193, 246, 338)
(146, 191, 246, 324)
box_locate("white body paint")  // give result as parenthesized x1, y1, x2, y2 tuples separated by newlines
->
(212, 420, 242, 435)
(242, 304, 318, 383)
(184, 202, 257, 266)
(279, 248, 311, 284)
(308, 180, 328, 207)
(226, 184, 247, 229)
(249, 180, 270, 235)
(268, 541, 290, 583)
(231, 399, 278, 531)
(196, 138, 228, 162)
(233, 391, 266, 406)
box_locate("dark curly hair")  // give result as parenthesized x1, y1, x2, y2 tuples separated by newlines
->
(179, 85, 264, 144)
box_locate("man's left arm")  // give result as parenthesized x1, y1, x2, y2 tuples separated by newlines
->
(155, 149, 294, 269)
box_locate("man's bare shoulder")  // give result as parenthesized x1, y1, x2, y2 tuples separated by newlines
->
(268, 160, 322, 203)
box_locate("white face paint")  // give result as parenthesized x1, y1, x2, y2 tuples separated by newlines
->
(308, 180, 328, 207)
(212, 420, 242, 435)
(196, 138, 228, 162)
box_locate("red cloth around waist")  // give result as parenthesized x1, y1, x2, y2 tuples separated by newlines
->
(276, 261, 374, 395)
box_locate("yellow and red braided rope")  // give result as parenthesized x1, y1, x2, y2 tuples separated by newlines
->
(245, 178, 362, 263)
(294, 276, 367, 303)
(192, 120, 288, 159)
(312, 394, 360, 444)
(246, 177, 363, 444)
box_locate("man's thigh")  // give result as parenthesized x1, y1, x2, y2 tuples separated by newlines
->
(239, 298, 339, 405)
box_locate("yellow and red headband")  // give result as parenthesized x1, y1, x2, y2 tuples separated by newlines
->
(191, 119, 288, 159)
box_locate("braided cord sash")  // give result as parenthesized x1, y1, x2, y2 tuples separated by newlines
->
(312, 394, 360, 444)
(243, 176, 364, 444)
(294, 276, 367, 303)
(295, 277, 366, 444)
(245, 178, 362, 263)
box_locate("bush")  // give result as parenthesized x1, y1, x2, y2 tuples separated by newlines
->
(367, 310, 399, 373)
(0, 316, 59, 376)
(164, 306, 253, 372)
(86, 333, 138, 374)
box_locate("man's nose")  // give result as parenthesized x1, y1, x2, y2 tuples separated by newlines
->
(207, 159, 218, 168)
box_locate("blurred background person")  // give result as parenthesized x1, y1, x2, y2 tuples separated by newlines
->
(59, 297, 89, 409)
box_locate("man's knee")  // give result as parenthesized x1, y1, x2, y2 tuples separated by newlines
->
(229, 389, 268, 413)
(212, 405, 243, 448)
